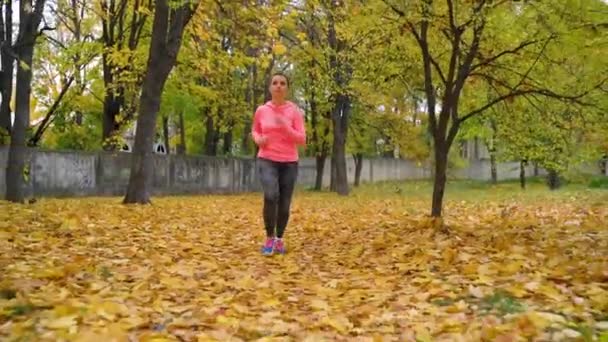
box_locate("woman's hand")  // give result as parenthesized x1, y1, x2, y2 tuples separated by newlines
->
(254, 134, 268, 146)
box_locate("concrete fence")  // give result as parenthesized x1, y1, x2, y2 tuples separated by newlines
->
(0, 147, 603, 199)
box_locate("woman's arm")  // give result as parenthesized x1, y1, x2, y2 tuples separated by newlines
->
(251, 108, 267, 146)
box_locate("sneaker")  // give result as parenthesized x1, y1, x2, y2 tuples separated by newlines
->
(261, 238, 275, 256)
(274, 238, 286, 255)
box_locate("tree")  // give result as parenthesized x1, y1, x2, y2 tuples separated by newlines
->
(283, 1, 333, 190)
(0, 0, 15, 144)
(5, 0, 48, 203)
(27, 0, 100, 147)
(326, 0, 352, 195)
(123, 0, 199, 204)
(382, 0, 607, 217)
(99, 0, 151, 150)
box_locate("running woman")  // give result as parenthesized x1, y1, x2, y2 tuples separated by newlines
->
(252, 72, 306, 255)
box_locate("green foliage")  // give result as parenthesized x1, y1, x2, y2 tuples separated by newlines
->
(8, 0, 606, 194)
(589, 176, 608, 189)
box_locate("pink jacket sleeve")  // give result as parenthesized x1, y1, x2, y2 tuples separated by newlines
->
(286, 108, 306, 145)
(251, 108, 263, 144)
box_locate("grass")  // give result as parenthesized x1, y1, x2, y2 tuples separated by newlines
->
(344, 177, 608, 203)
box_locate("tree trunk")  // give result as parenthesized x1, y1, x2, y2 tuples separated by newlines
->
(327, 1, 350, 196)
(547, 169, 561, 190)
(6, 43, 35, 202)
(204, 114, 217, 156)
(102, 90, 123, 150)
(223, 129, 232, 155)
(534, 162, 539, 176)
(0, 0, 14, 145)
(330, 155, 336, 192)
(489, 119, 498, 184)
(177, 109, 186, 154)
(490, 151, 497, 184)
(123, 0, 198, 204)
(331, 95, 350, 195)
(162, 116, 170, 154)
(431, 141, 449, 217)
(353, 153, 363, 187)
(6, 0, 46, 202)
(242, 62, 257, 155)
(315, 154, 326, 191)
(520, 160, 527, 189)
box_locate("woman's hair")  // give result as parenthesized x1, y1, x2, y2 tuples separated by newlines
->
(270, 72, 290, 88)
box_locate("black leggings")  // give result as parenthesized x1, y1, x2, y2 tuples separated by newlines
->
(257, 158, 298, 238)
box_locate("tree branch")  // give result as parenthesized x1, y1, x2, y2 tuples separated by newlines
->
(382, 0, 405, 17)
(460, 77, 607, 123)
(471, 37, 551, 71)
(28, 75, 75, 146)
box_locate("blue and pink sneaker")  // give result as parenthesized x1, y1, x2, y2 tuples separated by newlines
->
(261, 238, 275, 256)
(274, 238, 286, 255)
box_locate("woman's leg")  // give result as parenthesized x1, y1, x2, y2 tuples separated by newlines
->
(276, 162, 298, 239)
(257, 158, 280, 238)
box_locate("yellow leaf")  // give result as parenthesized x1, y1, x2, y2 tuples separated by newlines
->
(272, 42, 287, 55)
(262, 298, 280, 307)
(139, 332, 178, 342)
(310, 299, 330, 311)
(43, 315, 78, 329)
(160, 276, 183, 289)
(34, 266, 66, 279)
(538, 284, 565, 301)
(215, 315, 239, 328)
(414, 325, 432, 342)
(322, 315, 353, 334)
(468, 286, 485, 299)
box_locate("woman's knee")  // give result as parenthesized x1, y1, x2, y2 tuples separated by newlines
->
(264, 189, 279, 202)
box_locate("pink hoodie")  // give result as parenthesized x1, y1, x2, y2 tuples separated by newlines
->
(252, 101, 306, 162)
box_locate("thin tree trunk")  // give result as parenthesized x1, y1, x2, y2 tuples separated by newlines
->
(547, 169, 561, 190)
(162, 116, 170, 154)
(0, 0, 14, 145)
(331, 95, 350, 195)
(102, 90, 123, 150)
(177, 109, 186, 154)
(490, 151, 497, 184)
(354, 153, 363, 187)
(489, 119, 498, 184)
(315, 154, 326, 190)
(223, 128, 232, 155)
(242, 62, 257, 155)
(330, 155, 336, 192)
(431, 142, 449, 217)
(28, 76, 75, 146)
(520, 160, 527, 189)
(204, 113, 216, 156)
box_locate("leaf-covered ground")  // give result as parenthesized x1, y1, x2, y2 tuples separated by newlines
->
(1, 181, 607, 341)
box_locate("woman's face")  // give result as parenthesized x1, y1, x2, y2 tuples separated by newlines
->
(269, 75, 288, 101)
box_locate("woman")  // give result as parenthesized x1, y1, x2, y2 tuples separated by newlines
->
(252, 72, 306, 255)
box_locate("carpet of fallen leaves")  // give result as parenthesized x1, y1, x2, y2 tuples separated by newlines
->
(1, 183, 607, 342)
